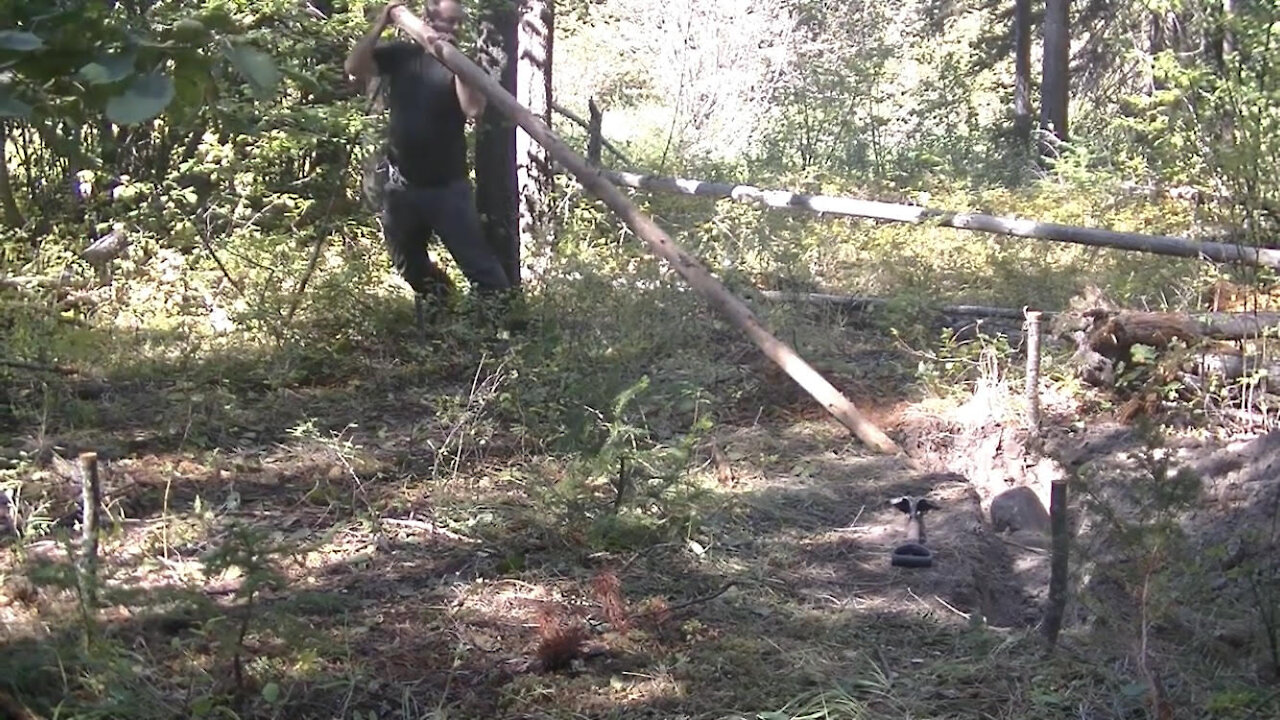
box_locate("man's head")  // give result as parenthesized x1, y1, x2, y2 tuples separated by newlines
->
(424, 0, 465, 41)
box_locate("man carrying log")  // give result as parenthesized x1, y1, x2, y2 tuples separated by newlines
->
(345, 0, 514, 325)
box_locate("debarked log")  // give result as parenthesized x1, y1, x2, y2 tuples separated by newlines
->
(602, 169, 1280, 270)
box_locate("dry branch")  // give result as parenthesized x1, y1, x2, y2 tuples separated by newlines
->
(0, 358, 80, 375)
(390, 8, 901, 454)
(757, 290, 1029, 320)
(0, 275, 86, 291)
(550, 100, 633, 166)
(603, 169, 1280, 270)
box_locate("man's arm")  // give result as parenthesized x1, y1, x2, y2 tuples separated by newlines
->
(454, 76, 486, 120)
(344, 1, 403, 87)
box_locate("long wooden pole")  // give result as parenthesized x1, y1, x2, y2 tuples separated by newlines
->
(389, 8, 901, 454)
(601, 169, 1280, 270)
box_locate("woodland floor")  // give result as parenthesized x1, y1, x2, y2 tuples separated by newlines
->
(1, 303, 1278, 720)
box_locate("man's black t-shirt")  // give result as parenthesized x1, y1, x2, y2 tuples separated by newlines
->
(373, 40, 467, 187)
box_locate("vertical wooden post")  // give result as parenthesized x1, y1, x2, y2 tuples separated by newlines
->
(587, 98, 603, 166)
(78, 452, 102, 611)
(1043, 479, 1069, 649)
(1024, 308, 1043, 434)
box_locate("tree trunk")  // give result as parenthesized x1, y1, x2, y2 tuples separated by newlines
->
(1039, 0, 1070, 148)
(0, 123, 24, 229)
(474, 0, 520, 287)
(516, 0, 553, 263)
(1222, 0, 1235, 60)
(1210, 0, 1236, 76)
(1012, 0, 1033, 145)
(587, 98, 602, 165)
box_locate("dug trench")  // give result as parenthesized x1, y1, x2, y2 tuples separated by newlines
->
(893, 390, 1280, 683)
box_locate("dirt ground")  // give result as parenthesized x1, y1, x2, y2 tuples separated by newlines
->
(2, 330, 1278, 719)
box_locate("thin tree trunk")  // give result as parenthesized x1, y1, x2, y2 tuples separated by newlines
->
(1150, 11, 1169, 92)
(1222, 0, 1235, 60)
(474, 0, 520, 286)
(1013, 0, 1033, 145)
(516, 0, 553, 262)
(1040, 0, 1071, 148)
(0, 123, 25, 229)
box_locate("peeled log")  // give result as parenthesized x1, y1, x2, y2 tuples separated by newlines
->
(387, 8, 901, 454)
(602, 169, 1280, 270)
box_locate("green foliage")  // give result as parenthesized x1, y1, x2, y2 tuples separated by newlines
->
(535, 373, 713, 551)
(908, 323, 1014, 398)
(0, 0, 280, 126)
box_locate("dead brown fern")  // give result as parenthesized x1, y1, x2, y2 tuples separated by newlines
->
(591, 569, 630, 632)
(534, 606, 587, 673)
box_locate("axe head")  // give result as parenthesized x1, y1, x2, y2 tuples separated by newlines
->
(889, 496, 939, 515)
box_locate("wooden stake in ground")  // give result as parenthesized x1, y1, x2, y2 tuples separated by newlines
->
(389, 8, 901, 454)
(1043, 479, 1069, 649)
(78, 452, 102, 611)
(1024, 309, 1043, 434)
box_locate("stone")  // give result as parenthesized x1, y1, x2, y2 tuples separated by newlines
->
(990, 485, 1051, 535)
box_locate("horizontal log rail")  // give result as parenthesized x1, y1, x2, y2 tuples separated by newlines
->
(601, 169, 1280, 270)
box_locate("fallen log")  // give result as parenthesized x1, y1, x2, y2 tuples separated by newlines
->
(602, 169, 1280, 270)
(756, 290, 1031, 320)
(0, 274, 85, 291)
(760, 290, 1280, 341)
(388, 9, 901, 455)
(1061, 305, 1280, 389)
(1196, 312, 1280, 339)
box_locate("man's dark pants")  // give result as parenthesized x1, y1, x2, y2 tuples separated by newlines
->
(376, 159, 512, 304)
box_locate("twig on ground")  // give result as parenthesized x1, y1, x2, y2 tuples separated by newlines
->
(634, 581, 737, 619)
(380, 517, 480, 544)
(933, 594, 971, 619)
(618, 541, 680, 574)
(0, 358, 80, 375)
(997, 535, 1049, 554)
